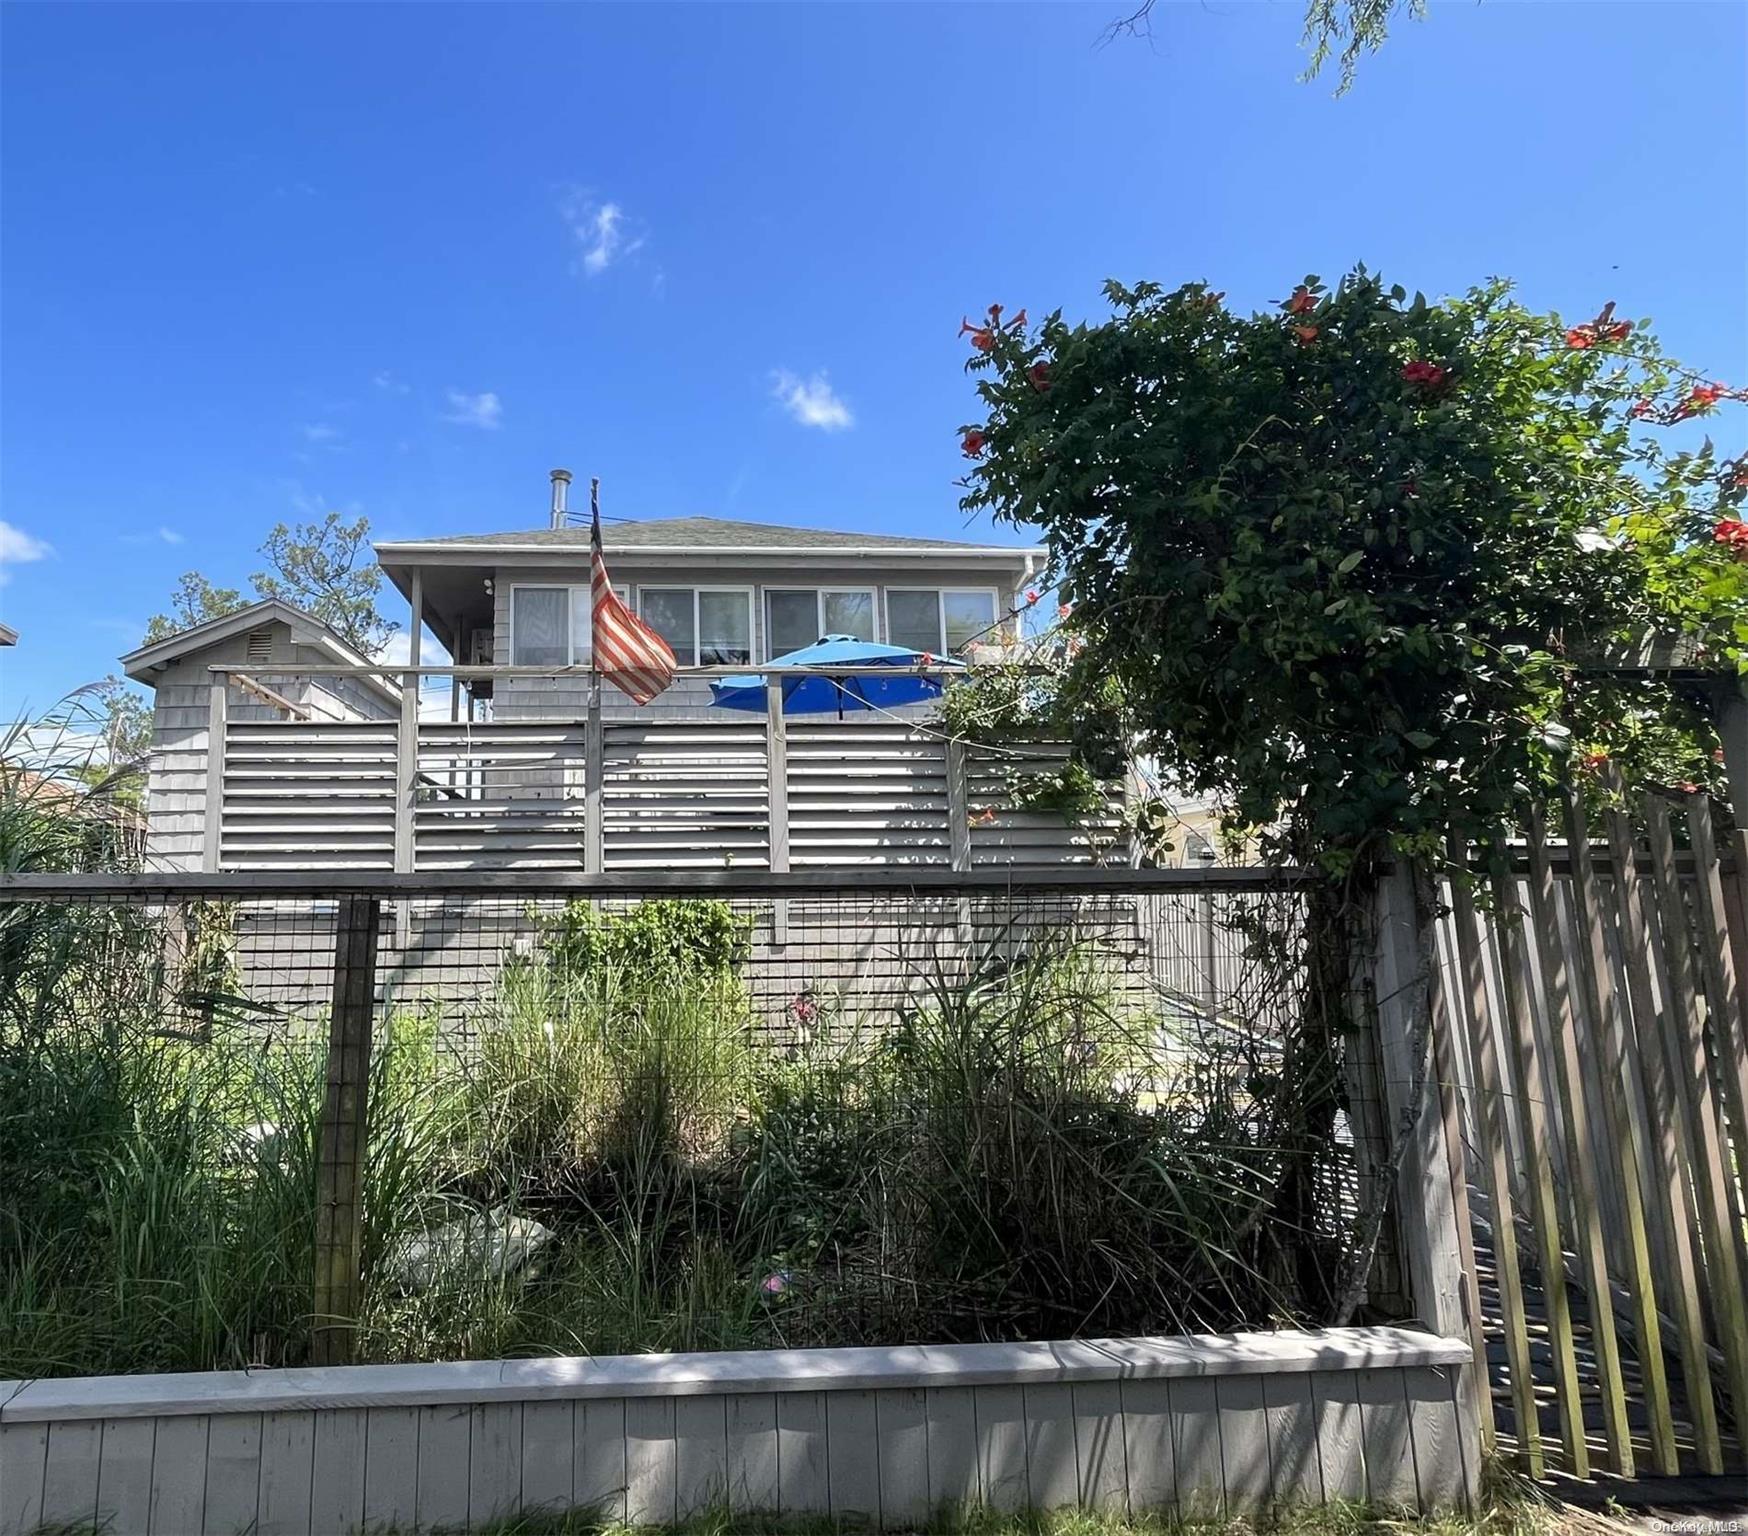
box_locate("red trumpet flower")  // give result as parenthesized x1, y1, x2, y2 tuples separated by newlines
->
(1566, 301, 1633, 350)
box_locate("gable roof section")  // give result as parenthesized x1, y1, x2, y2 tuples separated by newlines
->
(0, 621, 16, 646)
(118, 599, 401, 706)
(376, 515, 1041, 558)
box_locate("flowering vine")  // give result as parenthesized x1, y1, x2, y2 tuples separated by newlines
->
(952, 269, 1748, 865)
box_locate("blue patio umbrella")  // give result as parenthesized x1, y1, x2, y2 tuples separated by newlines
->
(709, 635, 959, 715)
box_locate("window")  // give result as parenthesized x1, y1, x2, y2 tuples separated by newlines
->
(885, 588, 999, 656)
(638, 587, 752, 665)
(510, 585, 592, 666)
(764, 588, 876, 657)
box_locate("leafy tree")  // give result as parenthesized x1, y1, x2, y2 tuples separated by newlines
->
(1108, 0, 1425, 94)
(91, 676, 152, 766)
(144, 573, 245, 644)
(252, 512, 392, 657)
(143, 512, 390, 656)
(956, 275, 1746, 872)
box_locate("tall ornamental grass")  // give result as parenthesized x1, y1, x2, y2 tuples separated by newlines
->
(1, 883, 1340, 1379)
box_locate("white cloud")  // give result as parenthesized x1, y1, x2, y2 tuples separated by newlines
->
(443, 390, 503, 430)
(0, 519, 51, 585)
(560, 190, 645, 277)
(377, 630, 456, 717)
(372, 370, 410, 394)
(120, 526, 185, 548)
(302, 423, 343, 444)
(770, 370, 854, 432)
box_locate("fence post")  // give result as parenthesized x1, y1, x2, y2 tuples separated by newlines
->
(1716, 674, 1748, 815)
(312, 894, 381, 1366)
(1198, 889, 1218, 1020)
(584, 682, 604, 874)
(1369, 862, 1483, 1506)
(765, 677, 790, 946)
(202, 674, 227, 873)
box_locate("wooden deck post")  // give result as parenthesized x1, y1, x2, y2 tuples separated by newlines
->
(765, 677, 789, 946)
(202, 674, 227, 873)
(393, 676, 417, 876)
(584, 680, 604, 874)
(1370, 863, 1483, 1505)
(312, 894, 381, 1366)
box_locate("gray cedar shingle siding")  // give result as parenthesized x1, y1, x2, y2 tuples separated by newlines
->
(140, 622, 396, 872)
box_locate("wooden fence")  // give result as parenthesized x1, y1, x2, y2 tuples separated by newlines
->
(1430, 779, 1748, 1479)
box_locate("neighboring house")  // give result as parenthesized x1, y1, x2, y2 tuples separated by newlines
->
(120, 599, 400, 871)
(0, 620, 17, 646)
(374, 482, 1044, 722)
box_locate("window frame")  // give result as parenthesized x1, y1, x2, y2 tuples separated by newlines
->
(506, 582, 633, 667)
(635, 584, 756, 667)
(508, 583, 589, 668)
(883, 586, 1002, 656)
(762, 586, 879, 659)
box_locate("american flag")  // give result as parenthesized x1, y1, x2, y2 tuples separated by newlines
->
(590, 479, 677, 704)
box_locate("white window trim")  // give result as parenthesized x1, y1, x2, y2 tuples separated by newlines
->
(636, 585, 755, 666)
(883, 586, 1002, 656)
(762, 586, 879, 659)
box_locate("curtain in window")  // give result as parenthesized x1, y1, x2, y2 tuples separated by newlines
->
(512, 588, 568, 667)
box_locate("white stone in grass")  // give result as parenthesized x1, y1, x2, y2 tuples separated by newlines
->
(386, 1205, 556, 1294)
(234, 1121, 284, 1166)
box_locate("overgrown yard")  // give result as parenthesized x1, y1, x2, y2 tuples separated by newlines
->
(0, 891, 1353, 1379)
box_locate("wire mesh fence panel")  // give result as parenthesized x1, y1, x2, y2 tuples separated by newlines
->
(1, 869, 1404, 1384)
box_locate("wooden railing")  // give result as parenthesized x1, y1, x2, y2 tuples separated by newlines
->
(201, 664, 1130, 874)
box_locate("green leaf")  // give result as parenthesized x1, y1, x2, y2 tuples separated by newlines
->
(1336, 550, 1363, 574)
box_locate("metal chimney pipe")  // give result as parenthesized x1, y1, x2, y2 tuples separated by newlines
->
(549, 468, 573, 528)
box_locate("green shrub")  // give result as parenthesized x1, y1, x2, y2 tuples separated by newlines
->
(526, 898, 752, 986)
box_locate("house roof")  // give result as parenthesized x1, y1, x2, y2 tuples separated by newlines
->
(118, 599, 401, 706)
(0, 621, 16, 646)
(375, 515, 1042, 558)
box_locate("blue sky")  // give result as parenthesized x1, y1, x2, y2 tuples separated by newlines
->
(2, 0, 1744, 710)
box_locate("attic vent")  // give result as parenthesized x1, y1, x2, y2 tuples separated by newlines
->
(245, 627, 274, 665)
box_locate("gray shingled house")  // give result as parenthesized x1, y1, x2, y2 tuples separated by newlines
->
(372, 493, 1044, 723)
(116, 493, 1115, 875)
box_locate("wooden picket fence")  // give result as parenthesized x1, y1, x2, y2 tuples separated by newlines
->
(1432, 774, 1748, 1479)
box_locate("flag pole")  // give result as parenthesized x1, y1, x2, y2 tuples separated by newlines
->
(589, 477, 602, 686)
